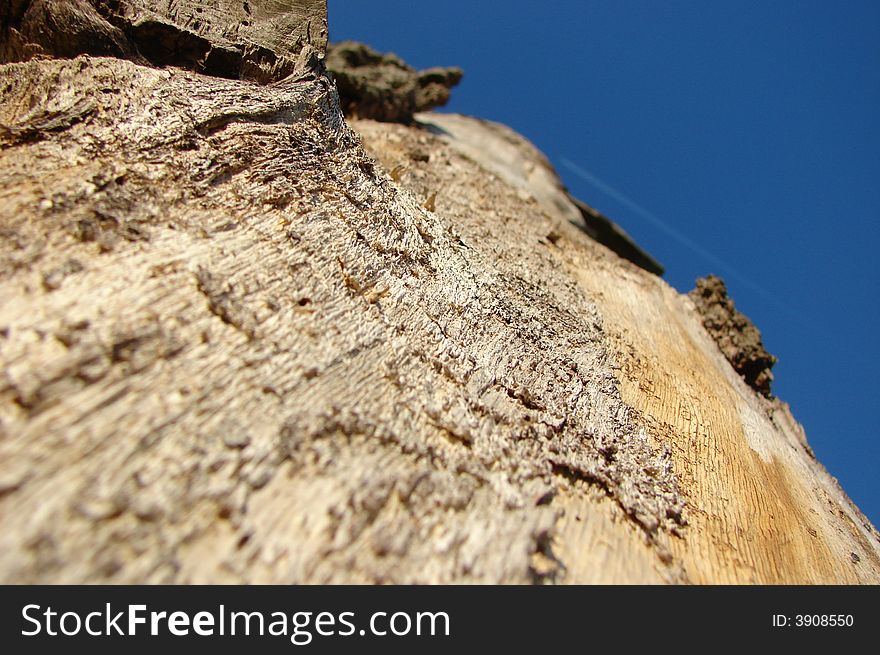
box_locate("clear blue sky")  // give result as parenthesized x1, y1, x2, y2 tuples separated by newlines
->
(330, 1, 880, 525)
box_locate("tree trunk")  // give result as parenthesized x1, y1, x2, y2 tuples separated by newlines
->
(0, 1, 877, 584)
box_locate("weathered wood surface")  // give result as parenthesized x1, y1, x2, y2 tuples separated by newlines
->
(0, 8, 877, 583)
(355, 114, 880, 584)
(0, 53, 687, 582)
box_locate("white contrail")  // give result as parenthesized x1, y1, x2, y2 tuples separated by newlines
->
(559, 157, 807, 324)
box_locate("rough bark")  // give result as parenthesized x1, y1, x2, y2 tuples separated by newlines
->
(326, 41, 462, 123)
(0, 0, 328, 82)
(689, 274, 777, 397)
(0, 7, 877, 584)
